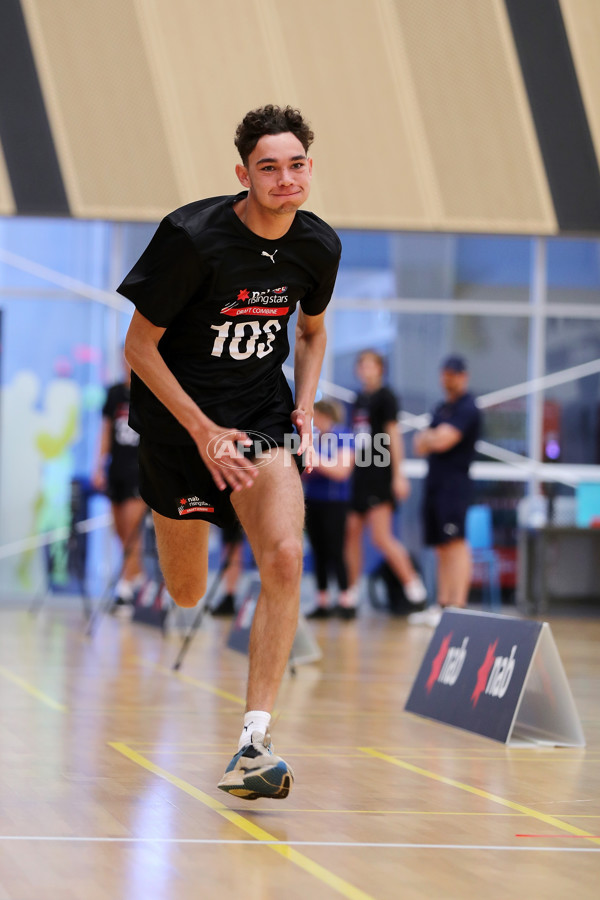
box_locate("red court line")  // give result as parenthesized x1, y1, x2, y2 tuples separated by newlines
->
(517, 834, 600, 839)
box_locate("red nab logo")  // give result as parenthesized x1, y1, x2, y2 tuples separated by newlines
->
(426, 633, 469, 694)
(471, 640, 520, 708)
(237, 289, 250, 300)
(273, 285, 287, 293)
(426, 633, 453, 694)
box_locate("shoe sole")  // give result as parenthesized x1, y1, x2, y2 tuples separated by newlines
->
(217, 761, 293, 801)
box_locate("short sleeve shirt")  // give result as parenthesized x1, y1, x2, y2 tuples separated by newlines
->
(304, 426, 352, 503)
(117, 192, 341, 443)
(351, 386, 399, 483)
(426, 392, 481, 489)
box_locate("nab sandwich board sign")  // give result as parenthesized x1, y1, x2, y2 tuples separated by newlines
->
(405, 609, 584, 746)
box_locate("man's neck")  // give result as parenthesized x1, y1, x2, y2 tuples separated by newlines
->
(234, 195, 296, 240)
(446, 388, 466, 403)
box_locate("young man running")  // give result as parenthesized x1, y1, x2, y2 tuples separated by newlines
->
(119, 106, 341, 800)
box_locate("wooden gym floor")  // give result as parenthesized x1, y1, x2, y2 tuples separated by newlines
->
(0, 601, 598, 900)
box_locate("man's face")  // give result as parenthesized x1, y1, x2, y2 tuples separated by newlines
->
(236, 132, 313, 215)
(441, 369, 468, 398)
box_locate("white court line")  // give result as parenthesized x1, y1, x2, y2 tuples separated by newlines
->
(0, 837, 598, 852)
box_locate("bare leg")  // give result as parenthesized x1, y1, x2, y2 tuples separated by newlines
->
(366, 503, 417, 585)
(345, 511, 364, 589)
(436, 539, 472, 608)
(222, 540, 243, 596)
(151, 511, 211, 607)
(232, 450, 304, 713)
(112, 497, 147, 580)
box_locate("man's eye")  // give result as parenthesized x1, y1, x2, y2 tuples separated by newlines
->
(261, 166, 274, 172)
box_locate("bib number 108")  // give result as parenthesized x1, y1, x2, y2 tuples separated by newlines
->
(210, 318, 281, 360)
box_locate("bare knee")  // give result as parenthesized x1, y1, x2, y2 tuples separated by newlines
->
(259, 536, 303, 586)
(164, 572, 208, 608)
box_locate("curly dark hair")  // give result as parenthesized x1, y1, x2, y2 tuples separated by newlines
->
(234, 105, 314, 164)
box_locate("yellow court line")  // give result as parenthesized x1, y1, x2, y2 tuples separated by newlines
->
(134, 658, 245, 707)
(0, 665, 66, 712)
(225, 809, 530, 816)
(360, 748, 600, 846)
(109, 742, 374, 900)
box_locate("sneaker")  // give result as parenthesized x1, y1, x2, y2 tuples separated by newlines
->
(110, 596, 134, 618)
(336, 605, 357, 620)
(211, 593, 236, 617)
(407, 605, 443, 627)
(306, 606, 333, 619)
(217, 731, 294, 801)
(404, 577, 427, 605)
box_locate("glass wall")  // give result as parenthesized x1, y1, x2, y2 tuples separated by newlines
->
(1, 217, 599, 600)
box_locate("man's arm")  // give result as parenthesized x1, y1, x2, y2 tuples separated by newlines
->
(92, 417, 112, 492)
(385, 420, 410, 501)
(292, 308, 327, 472)
(124, 310, 257, 492)
(413, 423, 463, 456)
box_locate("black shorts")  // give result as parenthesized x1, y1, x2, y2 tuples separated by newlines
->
(423, 485, 469, 546)
(106, 469, 141, 504)
(351, 468, 395, 514)
(138, 429, 302, 530)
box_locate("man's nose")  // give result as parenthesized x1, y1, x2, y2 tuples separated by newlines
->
(278, 168, 294, 184)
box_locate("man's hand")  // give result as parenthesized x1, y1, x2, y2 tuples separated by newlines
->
(393, 471, 411, 502)
(291, 408, 315, 472)
(413, 430, 429, 457)
(91, 467, 107, 493)
(190, 420, 259, 493)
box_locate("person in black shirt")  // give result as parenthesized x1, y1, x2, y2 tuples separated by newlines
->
(345, 350, 427, 617)
(92, 354, 146, 611)
(119, 106, 341, 801)
(412, 355, 481, 627)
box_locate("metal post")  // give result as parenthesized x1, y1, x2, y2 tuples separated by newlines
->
(527, 237, 547, 496)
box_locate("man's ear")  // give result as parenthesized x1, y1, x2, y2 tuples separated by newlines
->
(235, 163, 250, 188)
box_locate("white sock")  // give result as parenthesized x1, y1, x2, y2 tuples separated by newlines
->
(238, 710, 271, 749)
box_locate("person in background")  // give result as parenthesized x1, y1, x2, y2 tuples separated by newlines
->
(411, 354, 481, 627)
(303, 399, 354, 619)
(345, 350, 427, 617)
(210, 519, 245, 616)
(93, 355, 146, 611)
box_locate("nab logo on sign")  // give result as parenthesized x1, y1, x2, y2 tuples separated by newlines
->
(426, 634, 469, 693)
(471, 642, 516, 707)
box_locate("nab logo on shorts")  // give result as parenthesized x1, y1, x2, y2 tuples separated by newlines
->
(177, 496, 214, 516)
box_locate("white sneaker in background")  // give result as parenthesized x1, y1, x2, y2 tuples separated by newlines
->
(407, 605, 443, 627)
(404, 577, 427, 605)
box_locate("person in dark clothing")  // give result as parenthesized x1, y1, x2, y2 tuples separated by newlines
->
(92, 355, 146, 610)
(303, 399, 354, 618)
(210, 518, 245, 616)
(119, 105, 341, 800)
(412, 354, 481, 627)
(345, 350, 426, 616)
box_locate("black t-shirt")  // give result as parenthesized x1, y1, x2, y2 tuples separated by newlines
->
(117, 192, 341, 444)
(352, 386, 399, 482)
(426, 392, 481, 489)
(102, 382, 140, 477)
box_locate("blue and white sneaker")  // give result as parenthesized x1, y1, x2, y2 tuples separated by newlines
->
(217, 731, 294, 801)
